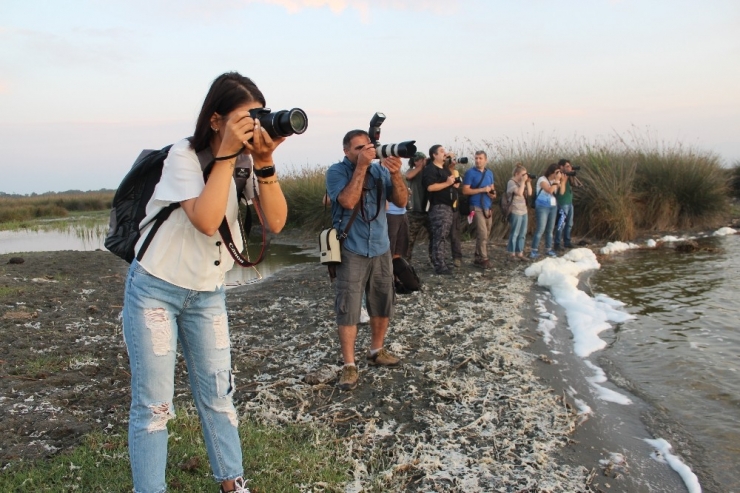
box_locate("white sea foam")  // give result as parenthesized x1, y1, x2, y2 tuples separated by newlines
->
(713, 227, 737, 236)
(525, 248, 634, 357)
(646, 239, 657, 248)
(661, 235, 682, 242)
(644, 438, 702, 493)
(583, 360, 632, 405)
(600, 241, 640, 254)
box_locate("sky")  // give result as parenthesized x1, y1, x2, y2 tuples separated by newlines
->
(1, 0, 739, 194)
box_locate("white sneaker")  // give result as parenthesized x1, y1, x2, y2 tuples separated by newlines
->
(360, 307, 370, 324)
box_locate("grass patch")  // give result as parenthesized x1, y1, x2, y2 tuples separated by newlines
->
(8, 355, 68, 379)
(0, 286, 22, 298)
(0, 412, 351, 492)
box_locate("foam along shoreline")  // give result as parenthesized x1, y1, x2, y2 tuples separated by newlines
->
(525, 227, 739, 493)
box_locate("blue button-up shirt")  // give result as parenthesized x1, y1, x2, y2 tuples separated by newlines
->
(326, 157, 393, 258)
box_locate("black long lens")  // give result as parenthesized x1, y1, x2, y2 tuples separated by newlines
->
(457, 157, 469, 164)
(375, 140, 417, 159)
(253, 108, 308, 139)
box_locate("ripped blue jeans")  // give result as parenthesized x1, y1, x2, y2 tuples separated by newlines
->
(122, 261, 243, 493)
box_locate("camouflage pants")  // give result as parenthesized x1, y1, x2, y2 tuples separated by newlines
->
(406, 211, 431, 261)
(429, 204, 454, 272)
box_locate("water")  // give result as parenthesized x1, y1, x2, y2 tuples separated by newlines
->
(591, 234, 740, 491)
(0, 227, 317, 285)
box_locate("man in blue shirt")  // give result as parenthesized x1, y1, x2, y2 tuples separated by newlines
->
(325, 129, 408, 391)
(462, 151, 496, 268)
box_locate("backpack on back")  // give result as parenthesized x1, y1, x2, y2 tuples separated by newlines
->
(105, 145, 177, 263)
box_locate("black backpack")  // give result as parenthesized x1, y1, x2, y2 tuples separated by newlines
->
(105, 146, 177, 263)
(393, 257, 421, 294)
(105, 145, 262, 266)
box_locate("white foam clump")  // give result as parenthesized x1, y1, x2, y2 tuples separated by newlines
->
(583, 360, 632, 405)
(661, 235, 682, 242)
(646, 239, 657, 248)
(600, 241, 640, 254)
(713, 227, 737, 236)
(524, 248, 634, 357)
(644, 438, 702, 493)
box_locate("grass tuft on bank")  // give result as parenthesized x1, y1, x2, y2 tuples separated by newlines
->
(0, 412, 350, 492)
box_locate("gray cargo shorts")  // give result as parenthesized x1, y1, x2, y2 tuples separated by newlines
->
(334, 249, 395, 326)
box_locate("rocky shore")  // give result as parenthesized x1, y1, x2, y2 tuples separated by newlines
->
(1, 244, 624, 492)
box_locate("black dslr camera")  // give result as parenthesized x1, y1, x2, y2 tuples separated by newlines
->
(564, 166, 581, 177)
(249, 108, 308, 140)
(526, 172, 536, 179)
(369, 112, 417, 159)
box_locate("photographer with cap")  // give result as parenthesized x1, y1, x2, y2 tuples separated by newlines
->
(404, 151, 432, 262)
(554, 158, 582, 250)
(422, 144, 457, 275)
(445, 154, 464, 268)
(462, 150, 496, 269)
(325, 129, 408, 391)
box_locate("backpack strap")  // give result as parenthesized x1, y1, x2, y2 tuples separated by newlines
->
(135, 203, 180, 262)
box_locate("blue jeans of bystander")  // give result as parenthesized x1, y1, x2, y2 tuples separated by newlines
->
(531, 205, 557, 253)
(507, 213, 528, 254)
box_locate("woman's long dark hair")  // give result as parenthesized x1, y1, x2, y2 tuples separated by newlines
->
(542, 162, 559, 178)
(190, 72, 266, 152)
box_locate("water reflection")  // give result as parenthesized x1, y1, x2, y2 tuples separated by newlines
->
(592, 234, 740, 489)
(0, 226, 317, 285)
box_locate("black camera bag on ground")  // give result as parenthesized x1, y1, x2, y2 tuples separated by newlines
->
(393, 257, 421, 294)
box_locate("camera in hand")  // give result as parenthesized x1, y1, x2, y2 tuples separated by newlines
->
(369, 112, 417, 159)
(564, 171, 577, 177)
(443, 155, 468, 165)
(454, 176, 462, 184)
(526, 172, 536, 179)
(249, 108, 308, 139)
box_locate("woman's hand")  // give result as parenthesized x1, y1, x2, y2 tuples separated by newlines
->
(246, 119, 286, 168)
(216, 110, 255, 158)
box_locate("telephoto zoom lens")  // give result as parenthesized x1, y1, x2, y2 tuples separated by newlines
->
(254, 108, 308, 139)
(375, 140, 417, 159)
(457, 157, 469, 164)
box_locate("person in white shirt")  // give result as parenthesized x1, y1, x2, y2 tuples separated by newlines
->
(122, 72, 289, 493)
(530, 162, 562, 258)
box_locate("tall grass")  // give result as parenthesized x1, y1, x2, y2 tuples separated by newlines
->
(279, 166, 334, 233)
(450, 132, 731, 241)
(0, 192, 113, 224)
(2, 137, 731, 242)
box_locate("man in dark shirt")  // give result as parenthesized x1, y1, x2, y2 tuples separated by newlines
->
(404, 151, 431, 262)
(422, 144, 456, 275)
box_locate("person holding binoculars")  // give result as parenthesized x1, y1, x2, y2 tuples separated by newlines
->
(554, 158, 582, 250)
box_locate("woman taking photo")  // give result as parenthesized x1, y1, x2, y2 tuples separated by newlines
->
(530, 163, 562, 259)
(122, 72, 289, 493)
(506, 164, 532, 260)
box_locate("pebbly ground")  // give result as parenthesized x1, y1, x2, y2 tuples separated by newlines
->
(0, 240, 691, 492)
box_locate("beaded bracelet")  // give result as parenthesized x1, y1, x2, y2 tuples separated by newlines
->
(257, 178, 279, 185)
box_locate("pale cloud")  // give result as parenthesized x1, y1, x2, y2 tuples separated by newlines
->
(0, 81, 8, 94)
(7, 27, 137, 69)
(252, 0, 454, 18)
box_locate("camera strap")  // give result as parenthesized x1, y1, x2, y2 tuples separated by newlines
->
(358, 170, 383, 224)
(199, 150, 270, 268)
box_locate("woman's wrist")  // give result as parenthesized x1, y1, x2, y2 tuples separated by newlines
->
(253, 159, 274, 170)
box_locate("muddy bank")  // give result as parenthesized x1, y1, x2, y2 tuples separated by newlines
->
(0, 244, 630, 491)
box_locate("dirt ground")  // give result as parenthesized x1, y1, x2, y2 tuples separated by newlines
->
(0, 245, 629, 491)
